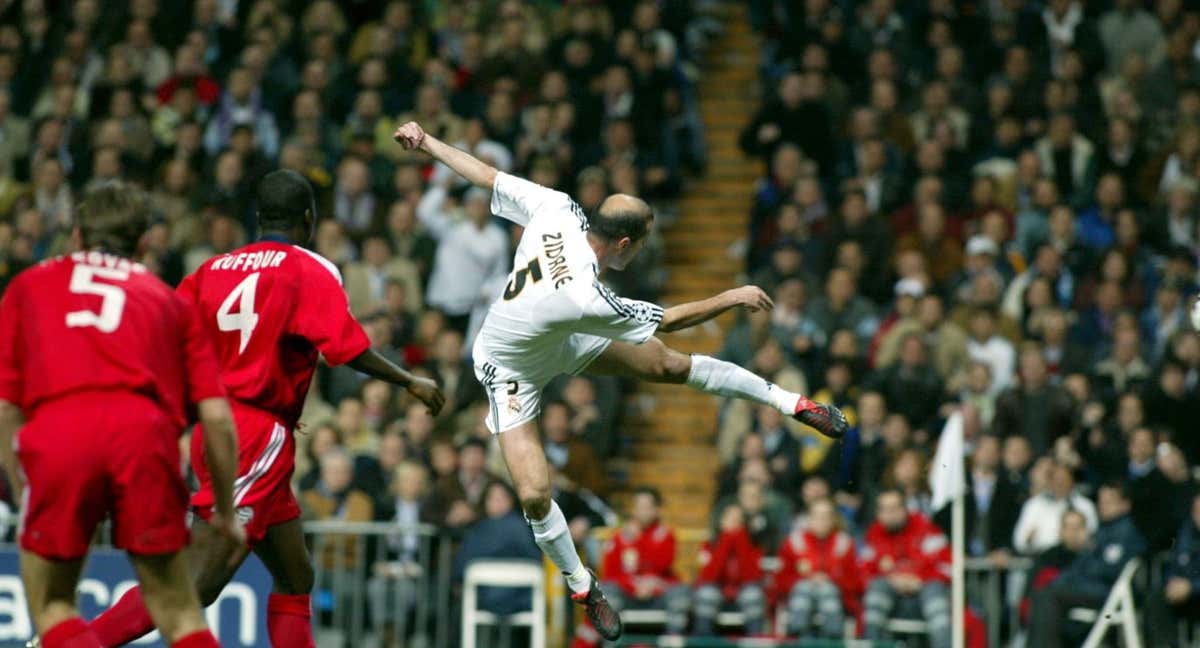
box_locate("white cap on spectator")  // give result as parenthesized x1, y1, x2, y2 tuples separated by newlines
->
(966, 235, 999, 257)
(894, 277, 925, 298)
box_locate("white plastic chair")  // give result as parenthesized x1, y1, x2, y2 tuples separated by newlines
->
(461, 560, 545, 648)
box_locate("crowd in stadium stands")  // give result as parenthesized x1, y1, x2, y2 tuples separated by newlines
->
(10, 0, 1200, 646)
(620, 0, 1200, 645)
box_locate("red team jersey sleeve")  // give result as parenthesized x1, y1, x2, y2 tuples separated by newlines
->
(180, 296, 225, 408)
(288, 251, 370, 366)
(0, 275, 25, 404)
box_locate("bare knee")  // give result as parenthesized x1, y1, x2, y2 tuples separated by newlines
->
(644, 339, 690, 383)
(276, 559, 314, 595)
(520, 491, 552, 521)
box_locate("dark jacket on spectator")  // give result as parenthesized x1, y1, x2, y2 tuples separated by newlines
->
(1129, 463, 1181, 552)
(992, 382, 1075, 456)
(1057, 513, 1148, 599)
(1167, 517, 1200, 603)
(452, 511, 541, 615)
(934, 468, 1023, 554)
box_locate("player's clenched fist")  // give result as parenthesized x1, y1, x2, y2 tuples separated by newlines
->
(725, 285, 774, 312)
(393, 121, 427, 150)
(407, 376, 446, 415)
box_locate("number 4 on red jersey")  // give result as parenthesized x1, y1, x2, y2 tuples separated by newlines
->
(176, 242, 371, 428)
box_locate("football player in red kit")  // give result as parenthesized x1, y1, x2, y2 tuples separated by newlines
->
(89, 170, 445, 648)
(0, 182, 242, 648)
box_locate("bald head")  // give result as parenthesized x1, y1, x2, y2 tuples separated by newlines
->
(591, 193, 653, 242)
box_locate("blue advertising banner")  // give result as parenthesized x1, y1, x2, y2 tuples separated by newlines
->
(0, 548, 272, 647)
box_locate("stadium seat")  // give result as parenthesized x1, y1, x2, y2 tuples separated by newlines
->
(462, 560, 546, 648)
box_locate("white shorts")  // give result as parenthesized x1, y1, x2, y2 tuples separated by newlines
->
(474, 333, 612, 433)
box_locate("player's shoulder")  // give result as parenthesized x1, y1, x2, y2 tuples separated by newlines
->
(291, 245, 343, 285)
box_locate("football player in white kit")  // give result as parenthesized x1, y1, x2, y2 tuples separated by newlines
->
(394, 121, 847, 640)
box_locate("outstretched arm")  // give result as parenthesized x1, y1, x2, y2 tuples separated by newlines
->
(659, 286, 774, 333)
(394, 121, 497, 189)
(348, 348, 446, 415)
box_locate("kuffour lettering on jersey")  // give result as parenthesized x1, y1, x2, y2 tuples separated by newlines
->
(68, 251, 148, 274)
(209, 250, 288, 272)
(542, 232, 573, 288)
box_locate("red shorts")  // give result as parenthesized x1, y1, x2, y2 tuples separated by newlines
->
(17, 391, 189, 560)
(190, 402, 299, 545)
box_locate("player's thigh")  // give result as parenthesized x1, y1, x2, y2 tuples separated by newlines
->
(19, 550, 85, 623)
(254, 518, 315, 595)
(186, 515, 253, 605)
(496, 420, 552, 517)
(585, 337, 691, 383)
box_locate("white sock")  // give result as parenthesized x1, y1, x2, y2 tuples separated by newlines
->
(528, 500, 591, 594)
(686, 354, 801, 413)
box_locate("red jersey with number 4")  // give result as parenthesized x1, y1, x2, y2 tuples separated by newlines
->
(176, 241, 370, 428)
(0, 251, 224, 425)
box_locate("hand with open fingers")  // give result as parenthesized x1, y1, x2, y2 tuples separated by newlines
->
(727, 285, 774, 312)
(407, 376, 445, 415)
(393, 121, 427, 150)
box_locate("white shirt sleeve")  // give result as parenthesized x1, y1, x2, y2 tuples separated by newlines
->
(532, 278, 663, 344)
(491, 171, 585, 228)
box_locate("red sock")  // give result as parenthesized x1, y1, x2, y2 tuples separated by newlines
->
(42, 617, 102, 648)
(267, 593, 315, 648)
(170, 630, 219, 648)
(89, 587, 155, 647)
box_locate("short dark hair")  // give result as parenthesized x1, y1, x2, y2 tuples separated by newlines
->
(1099, 479, 1132, 502)
(589, 197, 653, 242)
(255, 169, 314, 232)
(459, 438, 487, 454)
(77, 180, 152, 257)
(633, 486, 663, 506)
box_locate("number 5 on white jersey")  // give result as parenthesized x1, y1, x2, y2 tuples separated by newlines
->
(217, 272, 260, 353)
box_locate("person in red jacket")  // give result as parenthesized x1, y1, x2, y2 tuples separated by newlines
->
(693, 504, 767, 635)
(861, 489, 952, 648)
(600, 487, 690, 633)
(773, 498, 863, 638)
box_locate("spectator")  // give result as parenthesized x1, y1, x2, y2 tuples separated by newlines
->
(693, 504, 767, 636)
(936, 435, 1021, 561)
(343, 234, 423, 316)
(808, 267, 879, 346)
(1013, 461, 1098, 555)
(1162, 493, 1200, 630)
(452, 482, 541, 616)
(1126, 426, 1180, 551)
(965, 306, 1016, 396)
(993, 345, 1074, 455)
(738, 71, 833, 170)
(1027, 481, 1148, 648)
(302, 450, 376, 569)
(873, 332, 944, 428)
(601, 487, 688, 634)
(1020, 509, 1091, 626)
(427, 439, 495, 531)
(543, 402, 606, 496)
(417, 186, 509, 334)
(860, 489, 951, 648)
(773, 498, 862, 638)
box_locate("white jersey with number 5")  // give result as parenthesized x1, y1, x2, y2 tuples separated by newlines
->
(472, 172, 662, 431)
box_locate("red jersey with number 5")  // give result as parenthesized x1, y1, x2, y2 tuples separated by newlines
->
(0, 251, 225, 426)
(176, 241, 370, 428)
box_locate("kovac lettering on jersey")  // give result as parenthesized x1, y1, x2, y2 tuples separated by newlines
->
(209, 251, 288, 272)
(69, 251, 147, 274)
(542, 232, 573, 288)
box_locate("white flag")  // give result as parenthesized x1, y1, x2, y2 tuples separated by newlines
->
(930, 411, 966, 511)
